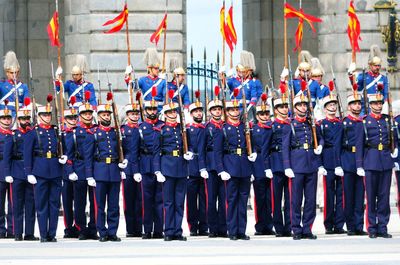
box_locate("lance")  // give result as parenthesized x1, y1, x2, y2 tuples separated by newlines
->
(330, 65, 344, 120)
(386, 70, 395, 152)
(28, 60, 38, 125)
(97, 63, 102, 105)
(51, 62, 64, 157)
(161, 0, 168, 73)
(222, 0, 226, 67)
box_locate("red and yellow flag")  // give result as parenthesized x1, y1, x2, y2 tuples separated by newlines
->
(150, 13, 167, 45)
(47, 11, 61, 47)
(294, 17, 304, 51)
(347, 0, 362, 52)
(103, 4, 128, 34)
(226, 6, 237, 45)
(220, 5, 226, 40)
(220, 3, 236, 52)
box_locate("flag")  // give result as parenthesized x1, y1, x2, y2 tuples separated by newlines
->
(47, 11, 61, 47)
(220, 5, 226, 40)
(284, 3, 322, 33)
(150, 13, 167, 45)
(102, 4, 128, 34)
(294, 17, 304, 51)
(226, 6, 237, 45)
(220, 3, 235, 52)
(224, 23, 234, 52)
(347, 0, 362, 52)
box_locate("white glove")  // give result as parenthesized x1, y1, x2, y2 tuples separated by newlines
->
(250, 175, 255, 182)
(155, 171, 166, 183)
(121, 171, 126, 180)
(118, 159, 128, 169)
(158, 73, 166, 80)
(280, 67, 289, 81)
(391, 148, 398, 159)
(314, 145, 323, 155)
(58, 155, 68, 164)
(247, 152, 257, 162)
(394, 162, 400, 171)
(265, 169, 273, 179)
(27, 175, 37, 185)
(184, 151, 194, 161)
(356, 168, 365, 177)
(226, 68, 235, 78)
(348, 62, 356, 75)
(318, 166, 327, 177)
(285, 168, 295, 178)
(5, 176, 13, 183)
(294, 67, 300, 79)
(55, 66, 63, 76)
(218, 65, 226, 74)
(68, 172, 78, 181)
(199, 169, 209, 179)
(125, 65, 133, 75)
(219, 171, 231, 181)
(334, 167, 344, 177)
(87, 177, 96, 187)
(133, 173, 142, 182)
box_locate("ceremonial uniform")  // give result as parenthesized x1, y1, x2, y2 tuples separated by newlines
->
(0, 126, 13, 238)
(0, 80, 29, 117)
(226, 76, 257, 106)
(138, 76, 165, 108)
(394, 115, 400, 216)
(56, 80, 97, 106)
(167, 81, 190, 108)
(356, 71, 388, 102)
(308, 79, 330, 107)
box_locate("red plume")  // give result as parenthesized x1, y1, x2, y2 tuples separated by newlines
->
(24, 97, 31, 107)
(70, 96, 76, 106)
(47, 94, 53, 103)
(4, 99, 9, 106)
(328, 80, 335, 92)
(233, 88, 239, 98)
(279, 83, 287, 94)
(195, 90, 200, 99)
(136, 91, 142, 101)
(85, 91, 91, 101)
(168, 89, 175, 100)
(151, 86, 157, 98)
(106, 92, 113, 101)
(301, 80, 307, 91)
(214, 86, 220, 97)
(352, 83, 358, 91)
(377, 83, 384, 91)
(261, 93, 267, 102)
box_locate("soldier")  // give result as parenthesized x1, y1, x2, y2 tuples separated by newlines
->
(24, 95, 67, 242)
(139, 91, 164, 239)
(394, 114, 400, 217)
(205, 91, 227, 238)
(318, 93, 345, 234)
(55, 55, 97, 106)
(339, 92, 367, 236)
(84, 97, 128, 242)
(0, 102, 14, 239)
(355, 93, 397, 239)
(167, 64, 190, 109)
(186, 92, 209, 236)
(3, 98, 38, 241)
(153, 95, 191, 241)
(282, 94, 325, 240)
(251, 94, 274, 236)
(0, 51, 30, 118)
(121, 102, 142, 238)
(308, 58, 330, 119)
(270, 88, 292, 237)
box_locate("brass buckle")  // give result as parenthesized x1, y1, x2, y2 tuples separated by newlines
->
(46, 151, 52, 159)
(173, 150, 179, 157)
(237, 148, 242, 156)
(378, 143, 383, 151)
(351, 146, 356, 153)
(303, 143, 309, 150)
(106, 157, 111, 164)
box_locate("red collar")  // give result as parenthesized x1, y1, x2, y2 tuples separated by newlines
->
(64, 126, 76, 132)
(78, 122, 94, 129)
(275, 117, 290, 125)
(145, 118, 158, 124)
(295, 117, 307, 123)
(125, 122, 138, 128)
(189, 122, 204, 128)
(326, 116, 340, 123)
(368, 71, 379, 78)
(17, 126, 31, 134)
(165, 121, 178, 127)
(98, 125, 112, 132)
(226, 120, 240, 127)
(7, 79, 19, 85)
(39, 123, 52, 129)
(73, 80, 83, 85)
(257, 122, 271, 129)
(370, 113, 382, 120)
(147, 75, 158, 81)
(0, 127, 12, 135)
(347, 114, 361, 122)
(210, 119, 224, 128)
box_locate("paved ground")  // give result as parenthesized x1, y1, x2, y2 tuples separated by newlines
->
(1, 208, 400, 265)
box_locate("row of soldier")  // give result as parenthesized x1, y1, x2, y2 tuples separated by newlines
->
(0, 44, 398, 242)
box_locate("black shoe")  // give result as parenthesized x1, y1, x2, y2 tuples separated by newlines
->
(0, 233, 6, 239)
(88, 234, 99, 240)
(264, 230, 276, 236)
(229, 235, 238, 240)
(218, 233, 228, 238)
(325, 229, 335, 235)
(378, 233, 392, 239)
(237, 234, 250, 240)
(368, 233, 377, 239)
(152, 232, 164, 239)
(254, 231, 264, 236)
(14, 235, 23, 241)
(355, 230, 368, 236)
(63, 233, 78, 239)
(198, 231, 209, 236)
(142, 232, 152, 239)
(190, 231, 198, 236)
(283, 232, 293, 237)
(99, 236, 108, 242)
(40, 237, 48, 243)
(6, 233, 14, 238)
(108, 235, 121, 242)
(347, 231, 356, 236)
(47, 237, 57, 242)
(275, 233, 284, 237)
(78, 234, 88, 240)
(174, 235, 187, 241)
(126, 233, 135, 238)
(208, 232, 218, 238)
(164, 235, 173, 241)
(303, 233, 317, 240)
(293, 234, 302, 240)
(24, 235, 39, 241)
(334, 228, 346, 234)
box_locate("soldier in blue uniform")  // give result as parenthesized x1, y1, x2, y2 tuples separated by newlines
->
(355, 93, 397, 239)
(0, 51, 30, 118)
(339, 92, 367, 236)
(24, 95, 67, 242)
(214, 95, 255, 240)
(270, 92, 292, 237)
(283, 94, 325, 240)
(3, 99, 39, 241)
(251, 94, 274, 236)
(186, 95, 209, 236)
(153, 99, 191, 241)
(308, 59, 330, 110)
(167, 67, 190, 109)
(205, 95, 227, 238)
(394, 114, 400, 217)
(121, 102, 142, 238)
(84, 100, 128, 242)
(318, 94, 345, 234)
(139, 98, 165, 239)
(0, 104, 14, 239)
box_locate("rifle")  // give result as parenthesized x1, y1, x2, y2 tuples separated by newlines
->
(205, 80, 211, 121)
(304, 75, 319, 149)
(133, 72, 145, 121)
(97, 64, 102, 105)
(218, 71, 227, 121)
(387, 71, 395, 152)
(330, 66, 344, 120)
(51, 62, 64, 157)
(28, 60, 37, 125)
(176, 78, 188, 154)
(287, 55, 295, 115)
(106, 69, 124, 163)
(241, 80, 252, 156)
(12, 73, 19, 114)
(267, 60, 274, 116)
(267, 60, 275, 91)
(362, 67, 368, 115)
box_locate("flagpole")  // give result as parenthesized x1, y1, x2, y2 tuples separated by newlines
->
(297, 0, 302, 64)
(222, 0, 226, 67)
(284, 0, 288, 68)
(56, 0, 61, 68)
(124, 1, 134, 104)
(55, 0, 64, 124)
(162, 0, 168, 73)
(230, 0, 233, 69)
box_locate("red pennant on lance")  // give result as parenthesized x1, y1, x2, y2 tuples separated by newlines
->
(103, 4, 128, 34)
(347, 0, 362, 52)
(294, 17, 304, 51)
(226, 6, 237, 45)
(47, 11, 61, 47)
(150, 13, 167, 45)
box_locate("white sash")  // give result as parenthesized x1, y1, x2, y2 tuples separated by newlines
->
(173, 84, 185, 98)
(0, 82, 22, 104)
(143, 78, 164, 98)
(69, 82, 87, 100)
(365, 74, 382, 90)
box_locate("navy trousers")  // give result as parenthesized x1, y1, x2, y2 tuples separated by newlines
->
(62, 179, 76, 235)
(73, 180, 97, 236)
(323, 169, 345, 230)
(186, 176, 208, 234)
(0, 181, 13, 236)
(206, 170, 227, 235)
(163, 176, 187, 237)
(343, 171, 365, 232)
(253, 178, 273, 233)
(272, 172, 291, 235)
(94, 181, 120, 237)
(12, 179, 35, 237)
(122, 176, 143, 235)
(141, 173, 163, 234)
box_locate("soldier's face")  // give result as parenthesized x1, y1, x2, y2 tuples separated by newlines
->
(370, 64, 381, 74)
(65, 116, 78, 128)
(18, 117, 31, 128)
(324, 102, 337, 115)
(39, 113, 52, 125)
(210, 107, 222, 120)
(370, 101, 383, 114)
(276, 104, 289, 116)
(299, 69, 310, 79)
(312, 75, 322, 82)
(127, 111, 140, 123)
(149, 67, 160, 76)
(176, 74, 185, 83)
(0, 116, 12, 127)
(99, 112, 111, 121)
(165, 109, 177, 121)
(72, 73, 82, 82)
(191, 108, 203, 122)
(227, 107, 240, 121)
(348, 101, 361, 115)
(6, 71, 18, 80)
(257, 111, 270, 123)
(295, 103, 308, 117)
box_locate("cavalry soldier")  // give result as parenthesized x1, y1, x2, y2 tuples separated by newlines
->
(139, 90, 164, 239)
(282, 94, 325, 240)
(318, 93, 345, 234)
(205, 90, 227, 238)
(251, 94, 274, 236)
(0, 51, 30, 118)
(339, 92, 367, 236)
(186, 92, 209, 236)
(121, 102, 142, 238)
(0, 102, 14, 239)
(55, 55, 97, 106)
(167, 65, 190, 109)
(355, 93, 397, 239)
(270, 88, 292, 237)
(308, 58, 330, 120)
(153, 95, 191, 241)
(84, 97, 128, 242)
(394, 114, 400, 217)
(24, 95, 67, 242)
